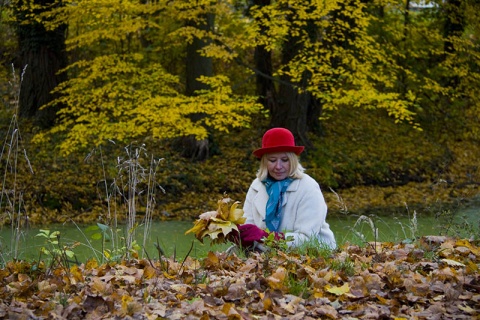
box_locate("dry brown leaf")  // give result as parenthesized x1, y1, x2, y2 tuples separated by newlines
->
(314, 305, 338, 319)
(266, 266, 287, 291)
(204, 251, 220, 269)
(70, 264, 84, 283)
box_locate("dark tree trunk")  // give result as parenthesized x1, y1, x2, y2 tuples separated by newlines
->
(15, 0, 68, 128)
(185, 13, 214, 96)
(274, 73, 313, 149)
(254, 43, 277, 117)
(176, 11, 214, 161)
(442, 0, 464, 88)
(443, 0, 464, 55)
(252, 0, 278, 117)
(270, 2, 322, 149)
(249, 0, 324, 145)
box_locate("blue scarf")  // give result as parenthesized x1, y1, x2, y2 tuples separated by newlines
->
(263, 176, 293, 232)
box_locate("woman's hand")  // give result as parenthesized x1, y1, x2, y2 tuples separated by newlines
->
(229, 224, 285, 248)
(236, 224, 268, 247)
(229, 224, 267, 247)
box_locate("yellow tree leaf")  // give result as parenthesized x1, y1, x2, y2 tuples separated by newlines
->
(217, 197, 231, 220)
(325, 283, 351, 296)
(69, 265, 84, 283)
(185, 219, 208, 239)
(228, 201, 246, 225)
(208, 218, 238, 238)
(185, 195, 244, 244)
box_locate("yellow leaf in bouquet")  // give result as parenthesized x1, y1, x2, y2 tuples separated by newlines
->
(207, 229, 222, 240)
(228, 201, 246, 224)
(217, 197, 232, 220)
(185, 195, 244, 244)
(209, 218, 238, 237)
(185, 219, 209, 242)
(199, 210, 218, 220)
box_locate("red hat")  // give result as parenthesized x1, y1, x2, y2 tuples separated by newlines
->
(253, 128, 304, 158)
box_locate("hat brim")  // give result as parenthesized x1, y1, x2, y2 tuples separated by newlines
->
(253, 146, 304, 158)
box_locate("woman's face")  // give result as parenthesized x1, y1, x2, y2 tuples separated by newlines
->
(266, 152, 290, 180)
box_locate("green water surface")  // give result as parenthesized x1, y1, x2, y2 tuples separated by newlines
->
(0, 209, 478, 263)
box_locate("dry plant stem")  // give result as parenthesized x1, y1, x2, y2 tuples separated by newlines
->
(55, 234, 70, 270)
(110, 178, 121, 259)
(0, 65, 32, 260)
(127, 155, 136, 254)
(351, 215, 379, 252)
(88, 142, 162, 261)
(123, 144, 142, 257)
(142, 155, 163, 257)
(99, 145, 118, 250)
(69, 219, 101, 261)
(142, 247, 158, 271)
(99, 145, 119, 257)
(329, 187, 349, 214)
(12, 193, 24, 259)
(179, 240, 194, 275)
(154, 237, 168, 272)
(1, 117, 20, 257)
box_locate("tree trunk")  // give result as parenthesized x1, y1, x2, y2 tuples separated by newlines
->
(185, 13, 214, 96)
(252, 0, 278, 116)
(15, 0, 68, 128)
(274, 73, 313, 149)
(443, 0, 464, 55)
(176, 11, 214, 161)
(442, 0, 464, 88)
(254, 43, 277, 117)
(270, 3, 321, 149)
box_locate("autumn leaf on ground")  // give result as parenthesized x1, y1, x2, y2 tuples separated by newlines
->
(441, 258, 466, 267)
(185, 195, 246, 244)
(325, 282, 353, 297)
(267, 266, 288, 291)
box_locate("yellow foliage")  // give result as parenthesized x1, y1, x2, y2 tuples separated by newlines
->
(19, 0, 260, 155)
(32, 52, 260, 155)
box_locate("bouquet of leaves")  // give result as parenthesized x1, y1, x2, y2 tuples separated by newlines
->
(185, 196, 246, 245)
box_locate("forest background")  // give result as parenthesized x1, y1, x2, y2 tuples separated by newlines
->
(0, 0, 480, 228)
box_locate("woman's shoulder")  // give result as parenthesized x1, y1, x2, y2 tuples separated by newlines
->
(297, 173, 321, 189)
(299, 173, 318, 183)
(250, 178, 263, 190)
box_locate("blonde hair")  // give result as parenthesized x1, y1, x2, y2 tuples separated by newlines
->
(256, 152, 305, 181)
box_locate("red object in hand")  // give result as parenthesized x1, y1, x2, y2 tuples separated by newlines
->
(236, 224, 269, 247)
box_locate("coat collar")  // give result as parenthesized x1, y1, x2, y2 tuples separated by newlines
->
(251, 177, 300, 217)
(252, 177, 300, 192)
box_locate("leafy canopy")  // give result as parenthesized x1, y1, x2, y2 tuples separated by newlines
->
(25, 0, 260, 154)
(13, 0, 480, 153)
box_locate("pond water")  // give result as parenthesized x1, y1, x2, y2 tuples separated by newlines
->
(1, 208, 478, 263)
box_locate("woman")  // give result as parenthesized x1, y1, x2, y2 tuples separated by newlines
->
(238, 127, 336, 249)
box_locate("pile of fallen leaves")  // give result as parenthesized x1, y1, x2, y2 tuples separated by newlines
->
(0, 236, 478, 319)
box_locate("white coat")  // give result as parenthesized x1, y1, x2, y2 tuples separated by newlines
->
(242, 174, 336, 248)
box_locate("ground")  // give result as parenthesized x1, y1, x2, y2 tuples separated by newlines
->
(0, 235, 478, 319)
